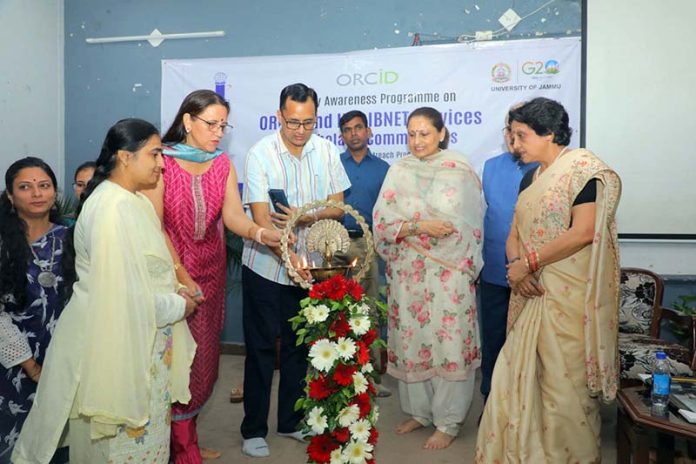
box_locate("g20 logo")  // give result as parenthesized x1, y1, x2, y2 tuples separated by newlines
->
(521, 59, 560, 76)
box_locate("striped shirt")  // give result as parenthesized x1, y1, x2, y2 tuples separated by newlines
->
(242, 131, 351, 285)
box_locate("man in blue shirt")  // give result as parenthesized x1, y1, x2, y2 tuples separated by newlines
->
(337, 110, 391, 396)
(479, 114, 538, 404)
(337, 110, 389, 299)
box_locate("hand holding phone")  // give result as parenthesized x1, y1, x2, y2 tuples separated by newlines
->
(268, 189, 290, 213)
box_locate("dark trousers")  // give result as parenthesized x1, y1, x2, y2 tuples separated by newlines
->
(479, 280, 511, 400)
(240, 266, 308, 439)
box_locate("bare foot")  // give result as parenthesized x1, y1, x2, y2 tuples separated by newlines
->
(395, 418, 424, 435)
(423, 430, 456, 450)
(200, 447, 221, 460)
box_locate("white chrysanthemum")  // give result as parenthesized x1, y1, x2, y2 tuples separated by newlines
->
(306, 406, 328, 435)
(309, 339, 338, 372)
(303, 305, 318, 324)
(349, 419, 372, 443)
(313, 304, 330, 323)
(335, 337, 357, 361)
(343, 441, 374, 464)
(330, 448, 346, 464)
(372, 405, 380, 423)
(337, 404, 361, 427)
(361, 362, 374, 374)
(353, 303, 370, 315)
(352, 371, 369, 394)
(349, 316, 370, 336)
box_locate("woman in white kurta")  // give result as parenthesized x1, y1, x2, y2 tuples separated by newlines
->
(373, 107, 483, 450)
(12, 119, 197, 464)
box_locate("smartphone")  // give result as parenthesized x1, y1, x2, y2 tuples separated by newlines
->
(268, 189, 290, 213)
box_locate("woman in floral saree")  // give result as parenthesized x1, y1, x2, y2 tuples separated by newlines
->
(475, 98, 621, 463)
(374, 107, 483, 450)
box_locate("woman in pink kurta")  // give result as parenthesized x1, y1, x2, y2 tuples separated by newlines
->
(147, 90, 282, 464)
(373, 107, 483, 451)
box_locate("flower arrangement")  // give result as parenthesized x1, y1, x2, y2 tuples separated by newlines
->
(290, 274, 387, 464)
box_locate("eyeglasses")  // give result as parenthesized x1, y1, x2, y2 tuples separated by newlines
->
(191, 114, 233, 133)
(281, 113, 317, 131)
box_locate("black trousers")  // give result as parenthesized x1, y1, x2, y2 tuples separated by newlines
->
(479, 280, 511, 400)
(240, 266, 308, 439)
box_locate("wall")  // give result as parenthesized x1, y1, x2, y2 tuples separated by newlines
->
(64, 0, 582, 343)
(0, 0, 64, 186)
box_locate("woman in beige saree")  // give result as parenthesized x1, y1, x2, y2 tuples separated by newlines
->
(475, 98, 621, 463)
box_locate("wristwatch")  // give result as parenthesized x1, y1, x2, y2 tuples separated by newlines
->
(407, 221, 418, 235)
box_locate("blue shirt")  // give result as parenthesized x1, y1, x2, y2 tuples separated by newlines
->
(242, 131, 351, 285)
(481, 152, 538, 287)
(340, 150, 390, 230)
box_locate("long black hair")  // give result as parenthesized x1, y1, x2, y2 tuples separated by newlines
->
(76, 118, 160, 218)
(162, 89, 229, 145)
(0, 157, 75, 309)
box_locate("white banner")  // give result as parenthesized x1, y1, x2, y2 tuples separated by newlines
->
(161, 38, 581, 175)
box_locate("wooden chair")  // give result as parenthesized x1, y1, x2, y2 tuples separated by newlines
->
(618, 268, 695, 386)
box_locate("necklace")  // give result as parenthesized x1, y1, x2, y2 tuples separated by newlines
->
(30, 232, 58, 288)
(534, 146, 569, 181)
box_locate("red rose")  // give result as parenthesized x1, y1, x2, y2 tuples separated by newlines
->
(325, 275, 348, 301)
(362, 329, 378, 347)
(355, 340, 370, 365)
(308, 374, 333, 400)
(307, 434, 338, 464)
(346, 279, 365, 301)
(368, 427, 379, 445)
(332, 427, 350, 443)
(333, 363, 357, 386)
(330, 312, 351, 338)
(352, 392, 371, 418)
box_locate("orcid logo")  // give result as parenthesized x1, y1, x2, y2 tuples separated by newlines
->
(521, 59, 561, 77)
(491, 63, 512, 83)
(336, 70, 399, 86)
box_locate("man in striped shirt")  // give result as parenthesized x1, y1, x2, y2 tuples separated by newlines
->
(240, 83, 351, 458)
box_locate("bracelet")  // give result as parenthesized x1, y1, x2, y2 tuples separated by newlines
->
(407, 221, 418, 235)
(526, 251, 540, 272)
(255, 227, 267, 245)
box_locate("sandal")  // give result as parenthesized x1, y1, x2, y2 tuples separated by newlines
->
(229, 386, 244, 403)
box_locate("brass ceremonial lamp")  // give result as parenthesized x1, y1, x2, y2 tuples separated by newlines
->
(280, 200, 374, 287)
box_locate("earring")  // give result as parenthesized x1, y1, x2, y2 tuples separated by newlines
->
(185, 127, 191, 134)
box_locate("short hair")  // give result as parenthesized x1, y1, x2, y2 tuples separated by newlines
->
(279, 83, 318, 111)
(339, 110, 369, 129)
(508, 97, 572, 146)
(73, 161, 96, 181)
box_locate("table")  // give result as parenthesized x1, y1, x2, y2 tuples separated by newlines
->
(617, 386, 696, 463)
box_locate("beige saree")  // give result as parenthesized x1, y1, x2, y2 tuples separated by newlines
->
(475, 149, 621, 463)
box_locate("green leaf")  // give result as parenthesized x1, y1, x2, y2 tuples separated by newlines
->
(294, 397, 305, 412)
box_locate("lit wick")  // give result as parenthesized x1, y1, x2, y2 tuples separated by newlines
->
(350, 257, 358, 268)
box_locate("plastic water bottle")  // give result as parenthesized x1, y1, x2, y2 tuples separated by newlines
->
(651, 351, 671, 416)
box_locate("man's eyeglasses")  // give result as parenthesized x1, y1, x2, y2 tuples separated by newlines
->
(192, 114, 233, 133)
(281, 113, 317, 131)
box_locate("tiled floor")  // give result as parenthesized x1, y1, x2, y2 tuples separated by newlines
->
(196, 354, 617, 463)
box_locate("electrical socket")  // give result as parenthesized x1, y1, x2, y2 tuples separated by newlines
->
(498, 8, 522, 32)
(475, 30, 493, 41)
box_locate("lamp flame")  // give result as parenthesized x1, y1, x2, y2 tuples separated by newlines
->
(350, 257, 358, 268)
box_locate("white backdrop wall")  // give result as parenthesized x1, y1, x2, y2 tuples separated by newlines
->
(586, 0, 696, 274)
(0, 0, 65, 187)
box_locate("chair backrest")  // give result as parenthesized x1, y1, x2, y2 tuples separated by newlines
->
(619, 267, 665, 335)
